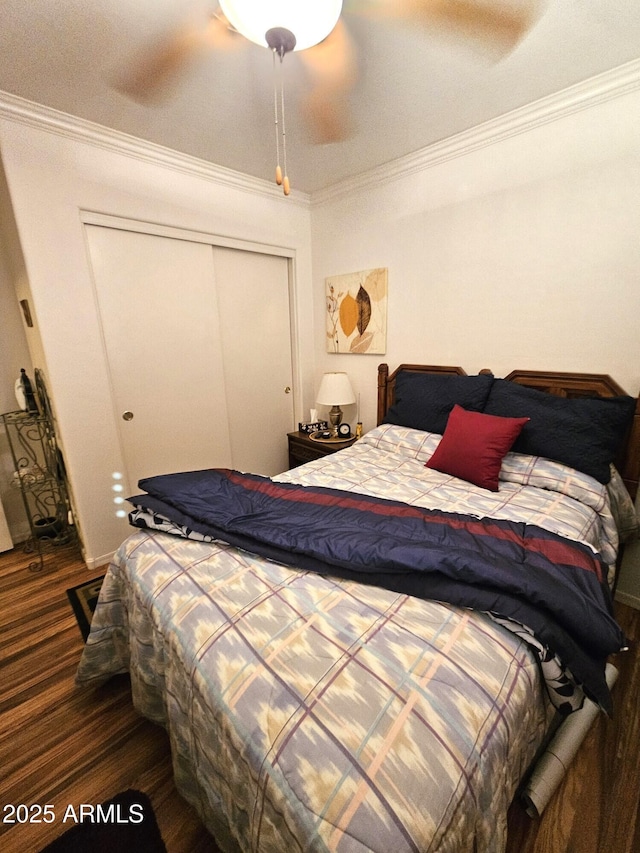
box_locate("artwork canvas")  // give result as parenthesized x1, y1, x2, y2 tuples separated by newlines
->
(326, 268, 388, 354)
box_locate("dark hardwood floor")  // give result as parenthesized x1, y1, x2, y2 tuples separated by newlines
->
(0, 543, 216, 853)
(0, 542, 638, 853)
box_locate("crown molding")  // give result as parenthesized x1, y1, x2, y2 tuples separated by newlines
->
(311, 57, 640, 206)
(1, 57, 639, 210)
(0, 90, 311, 207)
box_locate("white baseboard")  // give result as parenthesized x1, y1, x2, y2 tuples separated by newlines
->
(83, 551, 115, 571)
(6, 521, 31, 548)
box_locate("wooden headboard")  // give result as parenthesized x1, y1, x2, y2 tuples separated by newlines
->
(377, 363, 640, 501)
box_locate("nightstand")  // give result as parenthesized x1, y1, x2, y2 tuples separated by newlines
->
(287, 431, 357, 469)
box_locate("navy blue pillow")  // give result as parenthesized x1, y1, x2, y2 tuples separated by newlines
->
(383, 372, 494, 435)
(484, 379, 636, 483)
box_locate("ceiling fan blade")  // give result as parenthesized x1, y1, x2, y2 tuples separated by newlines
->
(350, 0, 544, 57)
(114, 13, 238, 103)
(298, 19, 358, 144)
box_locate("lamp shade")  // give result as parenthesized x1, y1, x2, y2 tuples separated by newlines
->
(316, 372, 356, 406)
(219, 1, 343, 52)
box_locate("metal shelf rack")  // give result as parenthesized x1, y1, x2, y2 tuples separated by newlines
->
(1, 372, 77, 570)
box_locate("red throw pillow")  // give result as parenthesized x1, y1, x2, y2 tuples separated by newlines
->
(425, 405, 529, 491)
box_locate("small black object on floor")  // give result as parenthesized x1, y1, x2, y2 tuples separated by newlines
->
(40, 789, 166, 853)
(66, 575, 105, 641)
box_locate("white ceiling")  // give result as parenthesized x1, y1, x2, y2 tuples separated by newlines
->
(2, 1, 640, 194)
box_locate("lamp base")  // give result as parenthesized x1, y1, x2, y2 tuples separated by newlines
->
(328, 405, 343, 436)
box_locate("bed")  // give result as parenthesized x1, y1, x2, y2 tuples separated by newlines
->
(76, 363, 640, 853)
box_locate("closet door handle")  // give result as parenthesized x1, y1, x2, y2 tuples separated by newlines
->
(284, 386, 291, 394)
(122, 411, 134, 421)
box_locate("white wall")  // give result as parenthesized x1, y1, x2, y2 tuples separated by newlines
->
(0, 162, 33, 543)
(0, 254, 31, 544)
(0, 106, 314, 566)
(1, 74, 639, 601)
(310, 83, 640, 604)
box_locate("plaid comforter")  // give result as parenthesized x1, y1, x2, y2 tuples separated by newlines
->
(76, 425, 624, 852)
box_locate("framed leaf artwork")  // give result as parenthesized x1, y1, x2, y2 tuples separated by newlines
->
(326, 268, 388, 354)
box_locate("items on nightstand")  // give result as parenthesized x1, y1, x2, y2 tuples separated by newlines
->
(287, 430, 357, 469)
(355, 392, 363, 439)
(298, 420, 329, 435)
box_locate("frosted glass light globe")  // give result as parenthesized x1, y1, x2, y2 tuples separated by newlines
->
(219, 1, 343, 51)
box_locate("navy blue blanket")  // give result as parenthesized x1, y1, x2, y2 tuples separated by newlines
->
(128, 468, 625, 713)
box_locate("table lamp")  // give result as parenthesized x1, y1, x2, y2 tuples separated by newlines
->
(316, 372, 356, 435)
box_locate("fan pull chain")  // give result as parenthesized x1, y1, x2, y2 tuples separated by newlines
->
(266, 27, 295, 196)
(272, 49, 283, 187)
(279, 55, 290, 196)
(271, 46, 290, 196)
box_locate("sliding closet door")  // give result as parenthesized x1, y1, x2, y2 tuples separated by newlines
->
(85, 223, 296, 492)
(211, 246, 294, 475)
(85, 225, 233, 493)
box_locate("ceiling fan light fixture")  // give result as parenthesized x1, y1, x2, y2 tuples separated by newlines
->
(219, 0, 343, 52)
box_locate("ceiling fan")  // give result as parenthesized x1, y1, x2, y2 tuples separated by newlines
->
(115, 1, 544, 193)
